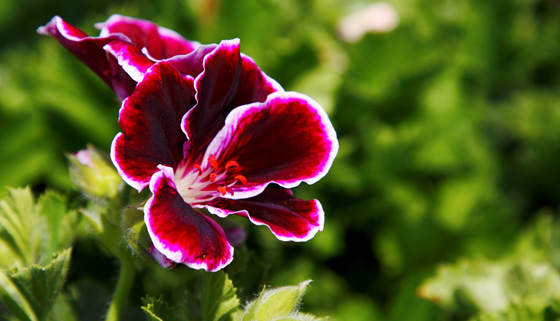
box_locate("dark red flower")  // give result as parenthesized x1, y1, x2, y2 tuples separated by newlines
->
(111, 39, 338, 271)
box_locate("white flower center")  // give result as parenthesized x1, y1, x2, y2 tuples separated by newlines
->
(173, 155, 247, 205)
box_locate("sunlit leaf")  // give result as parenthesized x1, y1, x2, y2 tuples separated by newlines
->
(202, 271, 240, 321)
(0, 248, 72, 321)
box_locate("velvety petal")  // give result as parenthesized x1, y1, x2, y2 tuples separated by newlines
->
(111, 62, 196, 191)
(203, 91, 339, 199)
(183, 41, 283, 152)
(166, 44, 218, 79)
(104, 41, 155, 82)
(106, 54, 139, 99)
(182, 39, 242, 151)
(145, 166, 233, 271)
(97, 14, 199, 60)
(37, 16, 133, 96)
(207, 187, 324, 242)
(229, 53, 283, 107)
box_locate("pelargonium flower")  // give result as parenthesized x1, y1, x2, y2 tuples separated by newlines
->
(37, 14, 199, 99)
(112, 38, 338, 271)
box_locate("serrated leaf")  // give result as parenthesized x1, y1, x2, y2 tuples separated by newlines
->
(36, 191, 76, 266)
(0, 248, 72, 321)
(141, 296, 176, 321)
(0, 188, 76, 267)
(0, 187, 37, 266)
(241, 280, 311, 321)
(202, 271, 240, 321)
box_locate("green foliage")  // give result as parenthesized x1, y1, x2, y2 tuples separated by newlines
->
(202, 271, 241, 321)
(418, 215, 560, 320)
(0, 248, 72, 321)
(0, 187, 76, 267)
(3, 0, 560, 320)
(142, 296, 175, 321)
(142, 274, 323, 321)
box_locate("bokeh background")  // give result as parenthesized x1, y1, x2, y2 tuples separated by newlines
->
(2, 0, 560, 320)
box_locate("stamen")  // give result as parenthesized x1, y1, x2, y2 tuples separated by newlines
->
(210, 173, 217, 182)
(217, 186, 227, 196)
(208, 155, 218, 170)
(225, 161, 239, 170)
(234, 175, 247, 185)
(194, 164, 203, 175)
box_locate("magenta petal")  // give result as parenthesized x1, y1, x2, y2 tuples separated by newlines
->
(104, 42, 155, 82)
(183, 39, 242, 150)
(111, 62, 196, 191)
(146, 166, 233, 271)
(97, 14, 199, 60)
(147, 244, 177, 269)
(166, 44, 218, 78)
(229, 54, 283, 107)
(204, 91, 339, 199)
(183, 42, 283, 152)
(37, 16, 133, 97)
(207, 187, 324, 242)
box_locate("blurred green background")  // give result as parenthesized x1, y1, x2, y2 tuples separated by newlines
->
(3, 0, 560, 320)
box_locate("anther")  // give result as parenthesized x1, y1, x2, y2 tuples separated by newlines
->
(210, 173, 217, 182)
(225, 161, 239, 171)
(217, 186, 227, 196)
(194, 164, 203, 175)
(234, 175, 247, 185)
(208, 155, 218, 170)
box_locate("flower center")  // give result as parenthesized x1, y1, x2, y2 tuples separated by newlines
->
(174, 154, 247, 205)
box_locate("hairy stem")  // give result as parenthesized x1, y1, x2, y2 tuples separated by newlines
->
(105, 258, 135, 321)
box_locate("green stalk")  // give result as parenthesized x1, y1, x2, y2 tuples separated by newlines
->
(105, 258, 135, 321)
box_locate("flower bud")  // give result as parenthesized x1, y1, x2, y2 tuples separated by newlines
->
(68, 145, 121, 198)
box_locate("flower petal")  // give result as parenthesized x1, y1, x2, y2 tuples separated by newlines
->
(111, 62, 196, 191)
(182, 41, 283, 152)
(96, 14, 199, 60)
(182, 39, 242, 150)
(146, 166, 233, 271)
(204, 91, 339, 199)
(230, 53, 284, 107)
(207, 187, 324, 242)
(104, 41, 154, 83)
(37, 16, 135, 98)
(166, 44, 218, 78)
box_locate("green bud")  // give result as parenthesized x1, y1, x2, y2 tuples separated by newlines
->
(68, 145, 122, 198)
(241, 280, 312, 321)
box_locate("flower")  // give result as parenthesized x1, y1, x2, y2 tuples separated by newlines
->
(338, 2, 399, 43)
(37, 15, 199, 100)
(111, 39, 338, 271)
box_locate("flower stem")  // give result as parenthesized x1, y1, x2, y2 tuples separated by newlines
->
(105, 258, 135, 321)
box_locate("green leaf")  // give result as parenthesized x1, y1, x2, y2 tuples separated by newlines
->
(0, 188, 77, 267)
(0, 248, 72, 321)
(241, 280, 311, 321)
(141, 296, 177, 321)
(471, 304, 559, 321)
(418, 258, 560, 317)
(0, 187, 37, 266)
(202, 271, 240, 321)
(36, 191, 77, 266)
